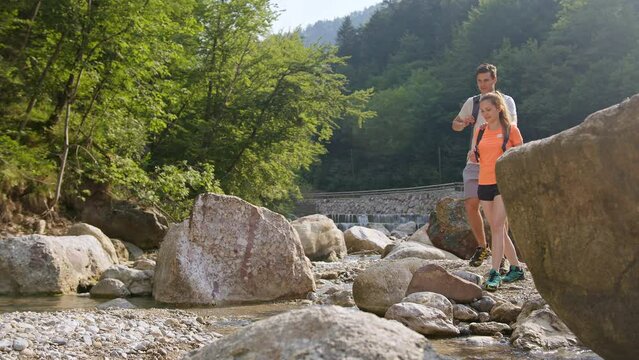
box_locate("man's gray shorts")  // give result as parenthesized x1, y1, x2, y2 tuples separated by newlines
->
(462, 163, 480, 199)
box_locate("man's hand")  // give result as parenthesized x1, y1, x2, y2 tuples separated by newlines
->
(461, 115, 475, 126)
(467, 149, 478, 163)
(452, 115, 475, 131)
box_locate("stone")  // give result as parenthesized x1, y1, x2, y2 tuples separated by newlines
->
(367, 223, 391, 236)
(35, 219, 46, 234)
(90, 278, 130, 298)
(453, 304, 479, 322)
(406, 224, 433, 246)
(291, 214, 347, 261)
(67, 223, 120, 264)
(490, 301, 521, 324)
(495, 94, 639, 360)
(153, 194, 315, 304)
(96, 298, 138, 310)
(122, 241, 144, 260)
(406, 264, 483, 303)
(133, 259, 155, 271)
(0, 235, 115, 295)
(401, 292, 454, 320)
(471, 296, 497, 313)
(393, 221, 418, 235)
(390, 229, 409, 239)
(385, 302, 459, 337)
(80, 194, 169, 250)
(327, 289, 355, 307)
(469, 321, 511, 336)
(13, 338, 28, 351)
(353, 258, 429, 316)
(185, 306, 447, 360)
(515, 296, 547, 324)
(343, 226, 392, 253)
(110, 239, 130, 263)
(510, 307, 578, 351)
(100, 265, 153, 296)
(427, 197, 488, 259)
(478, 312, 490, 322)
(385, 241, 459, 261)
(452, 270, 483, 285)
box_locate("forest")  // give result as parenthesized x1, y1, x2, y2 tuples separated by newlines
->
(310, 0, 639, 191)
(1, 0, 638, 221)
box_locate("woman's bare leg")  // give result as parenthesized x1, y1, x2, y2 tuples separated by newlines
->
(480, 199, 504, 271)
(493, 195, 520, 267)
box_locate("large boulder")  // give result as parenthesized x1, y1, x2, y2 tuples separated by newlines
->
(186, 306, 447, 360)
(80, 194, 169, 250)
(0, 235, 115, 295)
(153, 194, 315, 304)
(427, 197, 488, 259)
(291, 214, 347, 261)
(496, 94, 639, 360)
(352, 258, 429, 315)
(343, 226, 392, 253)
(67, 223, 119, 264)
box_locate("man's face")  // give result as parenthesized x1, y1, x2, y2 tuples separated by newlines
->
(476, 72, 497, 94)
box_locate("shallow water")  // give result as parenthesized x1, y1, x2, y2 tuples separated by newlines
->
(0, 296, 604, 359)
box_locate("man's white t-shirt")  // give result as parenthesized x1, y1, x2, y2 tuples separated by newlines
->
(457, 93, 517, 163)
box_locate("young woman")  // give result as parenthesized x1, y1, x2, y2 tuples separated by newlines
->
(473, 92, 525, 291)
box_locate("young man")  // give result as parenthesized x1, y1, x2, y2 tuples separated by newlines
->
(451, 63, 517, 267)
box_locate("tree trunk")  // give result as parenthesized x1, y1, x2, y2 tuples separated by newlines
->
(49, 101, 71, 212)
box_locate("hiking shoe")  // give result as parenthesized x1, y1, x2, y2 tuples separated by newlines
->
(499, 258, 509, 275)
(469, 247, 491, 267)
(502, 265, 525, 283)
(483, 269, 502, 291)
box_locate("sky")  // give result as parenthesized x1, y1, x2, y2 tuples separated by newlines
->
(271, 0, 381, 33)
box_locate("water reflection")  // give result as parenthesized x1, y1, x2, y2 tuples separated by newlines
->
(0, 295, 159, 313)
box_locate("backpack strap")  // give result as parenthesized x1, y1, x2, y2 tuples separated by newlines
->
(474, 124, 487, 161)
(471, 95, 481, 121)
(501, 125, 511, 153)
(468, 95, 481, 148)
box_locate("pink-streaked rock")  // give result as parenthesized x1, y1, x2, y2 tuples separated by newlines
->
(153, 194, 315, 304)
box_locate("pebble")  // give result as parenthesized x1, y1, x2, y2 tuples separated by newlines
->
(13, 338, 29, 351)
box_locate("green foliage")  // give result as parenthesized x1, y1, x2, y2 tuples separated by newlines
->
(311, 0, 639, 191)
(0, 0, 373, 217)
(0, 135, 56, 198)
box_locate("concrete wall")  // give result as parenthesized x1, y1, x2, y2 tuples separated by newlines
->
(295, 183, 463, 218)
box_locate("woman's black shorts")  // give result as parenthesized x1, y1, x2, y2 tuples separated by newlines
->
(477, 184, 500, 201)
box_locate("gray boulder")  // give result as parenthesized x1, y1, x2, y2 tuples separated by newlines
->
(0, 235, 114, 295)
(186, 306, 448, 360)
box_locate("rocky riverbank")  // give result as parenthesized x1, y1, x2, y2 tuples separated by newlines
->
(0, 254, 602, 359)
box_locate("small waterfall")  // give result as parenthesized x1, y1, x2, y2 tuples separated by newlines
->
(328, 214, 428, 231)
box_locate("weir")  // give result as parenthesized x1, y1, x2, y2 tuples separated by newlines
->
(295, 182, 463, 230)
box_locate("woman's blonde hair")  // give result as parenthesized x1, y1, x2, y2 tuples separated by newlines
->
(480, 91, 511, 132)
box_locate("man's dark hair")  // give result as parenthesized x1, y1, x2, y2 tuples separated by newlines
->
(476, 63, 497, 79)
